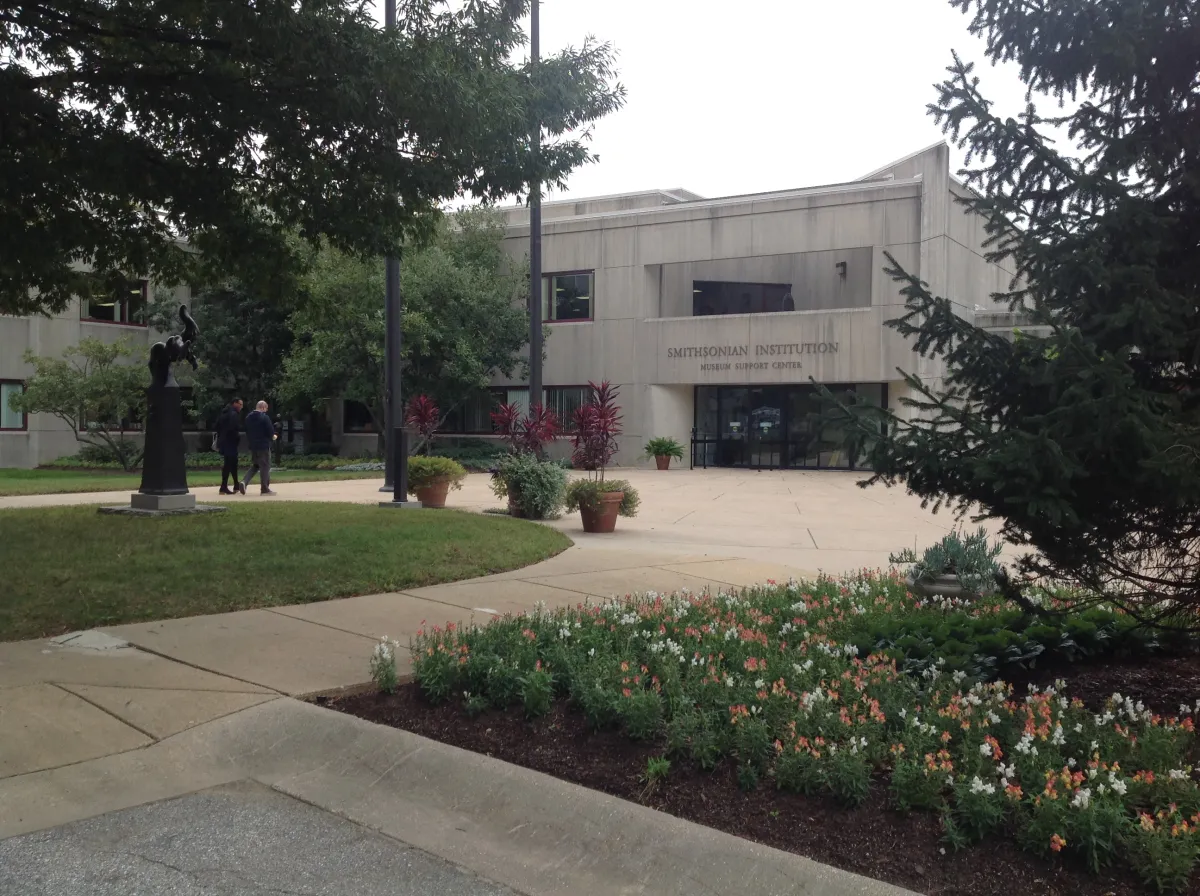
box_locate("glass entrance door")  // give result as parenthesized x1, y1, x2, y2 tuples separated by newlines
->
(747, 387, 784, 468)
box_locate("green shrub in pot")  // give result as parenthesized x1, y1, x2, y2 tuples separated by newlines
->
(564, 478, 640, 518)
(890, 527, 1003, 598)
(406, 455, 467, 492)
(489, 452, 567, 520)
(642, 437, 684, 461)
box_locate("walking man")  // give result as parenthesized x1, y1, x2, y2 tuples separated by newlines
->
(215, 397, 244, 495)
(242, 400, 277, 495)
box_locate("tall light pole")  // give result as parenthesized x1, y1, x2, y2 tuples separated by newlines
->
(381, 0, 410, 506)
(527, 0, 543, 408)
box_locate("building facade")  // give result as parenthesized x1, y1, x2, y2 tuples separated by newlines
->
(2, 142, 1019, 470)
(472, 142, 1017, 469)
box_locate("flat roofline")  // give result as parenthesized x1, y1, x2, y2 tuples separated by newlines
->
(507, 187, 703, 209)
(504, 177, 923, 230)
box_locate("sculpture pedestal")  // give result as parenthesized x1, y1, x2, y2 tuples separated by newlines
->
(139, 385, 189, 496)
(98, 385, 225, 517)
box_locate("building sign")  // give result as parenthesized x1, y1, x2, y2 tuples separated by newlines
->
(665, 342, 839, 372)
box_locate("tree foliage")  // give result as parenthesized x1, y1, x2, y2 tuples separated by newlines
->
(280, 208, 532, 449)
(11, 338, 148, 470)
(854, 0, 1200, 623)
(1, 0, 624, 315)
(148, 275, 296, 421)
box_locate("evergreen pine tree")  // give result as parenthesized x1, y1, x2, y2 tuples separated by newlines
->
(861, 0, 1200, 623)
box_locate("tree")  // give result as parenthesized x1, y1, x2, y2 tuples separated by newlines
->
(1, 0, 624, 315)
(280, 208, 534, 452)
(11, 338, 148, 470)
(147, 275, 296, 421)
(847, 0, 1200, 624)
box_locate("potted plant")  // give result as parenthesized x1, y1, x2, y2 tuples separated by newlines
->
(489, 451, 567, 519)
(567, 381, 639, 533)
(489, 401, 561, 514)
(889, 527, 1004, 601)
(406, 455, 467, 508)
(643, 436, 685, 471)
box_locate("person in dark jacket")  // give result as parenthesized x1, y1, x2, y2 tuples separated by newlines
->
(215, 398, 244, 495)
(242, 400, 277, 495)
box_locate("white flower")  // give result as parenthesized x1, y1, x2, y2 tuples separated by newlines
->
(1170, 769, 1190, 781)
(1111, 778, 1128, 796)
(969, 776, 996, 795)
(1070, 788, 1091, 810)
(987, 710, 1001, 725)
(755, 679, 766, 690)
(724, 675, 734, 688)
(952, 670, 967, 684)
(1074, 723, 1083, 733)
(588, 648, 595, 657)
(980, 742, 993, 758)
(1051, 724, 1066, 746)
(1067, 757, 1076, 769)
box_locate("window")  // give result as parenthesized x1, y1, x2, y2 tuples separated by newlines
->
(0, 381, 25, 431)
(542, 272, 593, 322)
(693, 280, 793, 317)
(343, 400, 376, 433)
(492, 386, 589, 431)
(83, 278, 148, 325)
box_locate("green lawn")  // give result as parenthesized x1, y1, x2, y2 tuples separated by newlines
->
(0, 467, 380, 497)
(0, 503, 571, 641)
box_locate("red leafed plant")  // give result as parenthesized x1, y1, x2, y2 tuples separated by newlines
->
(490, 401, 561, 456)
(404, 394, 440, 455)
(571, 381, 622, 479)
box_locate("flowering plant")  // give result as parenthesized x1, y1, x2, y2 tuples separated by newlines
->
(400, 571, 1200, 890)
(491, 402, 561, 456)
(571, 381, 621, 478)
(404, 394, 440, 454)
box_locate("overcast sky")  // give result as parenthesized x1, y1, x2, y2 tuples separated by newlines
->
(383, 1, 1043, 202)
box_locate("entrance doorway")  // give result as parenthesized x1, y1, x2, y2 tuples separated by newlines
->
(692, 383, 886, 470)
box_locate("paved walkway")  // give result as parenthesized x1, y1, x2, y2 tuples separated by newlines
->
(0, 468, 944, 894)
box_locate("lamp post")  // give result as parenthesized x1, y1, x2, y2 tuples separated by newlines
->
(380, 0, 410, 506)
(528, 0, 543, 408)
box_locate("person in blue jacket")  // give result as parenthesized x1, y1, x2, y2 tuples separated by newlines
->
(242, 400, 277, 495)
(214, 398, 244, 495)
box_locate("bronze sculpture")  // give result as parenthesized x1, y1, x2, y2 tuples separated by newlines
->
(148, 304, 199, 387)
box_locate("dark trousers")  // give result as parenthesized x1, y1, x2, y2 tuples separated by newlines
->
(243, 449, 271, 491)
(220, 453, 239, 490)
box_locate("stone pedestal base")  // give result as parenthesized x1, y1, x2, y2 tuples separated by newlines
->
(99, 494, 226, 517)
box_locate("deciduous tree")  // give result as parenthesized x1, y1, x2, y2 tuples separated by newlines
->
(1, 0, 623, 315)
(10, 338, 148, 470)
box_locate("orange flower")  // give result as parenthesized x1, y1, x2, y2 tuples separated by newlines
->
(1049, 834, 1066, 853)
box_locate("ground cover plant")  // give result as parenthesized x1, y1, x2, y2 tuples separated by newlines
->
(0, 504, 570, 640)
(371, 571, 1200, 893)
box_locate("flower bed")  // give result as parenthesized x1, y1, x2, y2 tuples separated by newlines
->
(347, 572, 1200, 894)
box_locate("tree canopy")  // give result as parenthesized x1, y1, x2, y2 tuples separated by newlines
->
(280, 207, 532, 446)
(1, 0, 623, 315)
(856, 0, 1200, 622)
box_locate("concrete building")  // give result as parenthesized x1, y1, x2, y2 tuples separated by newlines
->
(437, 141, 1018, 469)
(1, 141, 1019, 470)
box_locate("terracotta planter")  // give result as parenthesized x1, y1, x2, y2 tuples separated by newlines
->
(414, 477, 450, 508)
(580, 491, 624, 534)
(655, 455, 671, 471)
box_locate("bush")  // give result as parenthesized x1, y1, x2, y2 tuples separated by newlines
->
(564, 478, 640, 517)
(643, 436, 684, 460)
(434, 442, 506, 472)
(77, 440, 141, 466)
(489, 452, 567, 520)
(407, 455, 467, 492)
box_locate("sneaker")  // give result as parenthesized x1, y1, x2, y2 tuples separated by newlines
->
(237, 482, 247, 495)
(261, 489, 277, 496)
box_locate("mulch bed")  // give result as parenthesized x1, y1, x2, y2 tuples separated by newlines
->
(322, 654, 1200, 896)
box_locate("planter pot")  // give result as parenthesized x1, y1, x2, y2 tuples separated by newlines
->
(905, 572, 980, 602)
(580, 491, 624, 534)
(506, 486, 524, 518)
(655, 455, 671, 471)
(414, 477, 450, 509)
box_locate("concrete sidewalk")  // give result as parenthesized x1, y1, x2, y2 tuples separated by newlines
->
(0, 697, 917, 896)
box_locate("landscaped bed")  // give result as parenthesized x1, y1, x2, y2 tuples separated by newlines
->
(0, 504, 571, 640)
(328, 572, 1200, 896)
